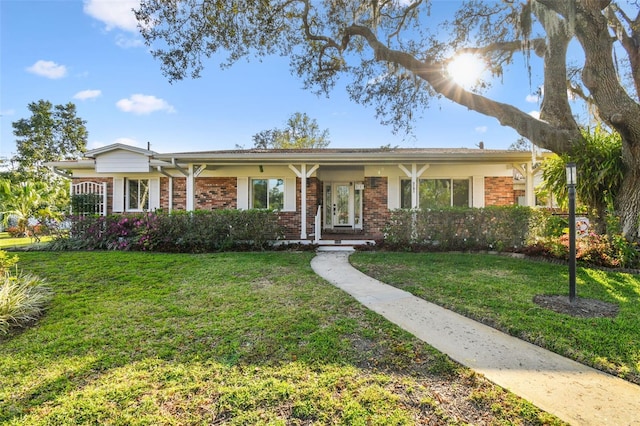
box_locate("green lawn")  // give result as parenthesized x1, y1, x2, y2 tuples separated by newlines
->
(0, 232, 52, 249)
(350, 252, 640, 384)
(0, 251, 563, 425)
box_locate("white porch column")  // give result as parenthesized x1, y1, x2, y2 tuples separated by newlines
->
(513, 163, 536, 207)
(526, 164, 536, 207)
(301, 164, 307, 239)
(186, 163, 195, 211)
(168, 177, 173, 213)
(398, 164, 430, 208)
(289, 164, 319, 240)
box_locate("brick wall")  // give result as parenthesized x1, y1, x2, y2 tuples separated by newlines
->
(484, 176, 516, 206)
(276, 177, 321, 240)
(160, 177, 187, 211)
(195, 177, 237, 209)
(363, 176, 388, 239)
(278, 177, 301, 239)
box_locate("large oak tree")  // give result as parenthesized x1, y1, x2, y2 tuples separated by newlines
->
(135, 0, 640, 239)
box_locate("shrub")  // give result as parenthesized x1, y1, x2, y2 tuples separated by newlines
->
(530, 232, 639, 269)
(71, 193, 103, 216)
(0, 251, 19, 275)
(55, 209, 284, 253)
(0, 272, 52, 335)
(5, 226, 22, 238)
(383, 206, 544, 251)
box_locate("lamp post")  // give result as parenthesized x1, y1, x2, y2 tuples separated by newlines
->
(566, 162, 577, 304)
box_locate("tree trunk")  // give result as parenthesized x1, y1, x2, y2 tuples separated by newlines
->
(616, 142, 640, 240)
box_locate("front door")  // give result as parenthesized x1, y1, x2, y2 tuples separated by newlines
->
(324, 182, 363, 230)
(334, 183, 352, 226)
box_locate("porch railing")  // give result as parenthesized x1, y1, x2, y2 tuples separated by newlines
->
(314, 205, 322, 243)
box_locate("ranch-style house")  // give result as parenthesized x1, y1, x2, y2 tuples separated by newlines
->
(48, 143, 546, 242)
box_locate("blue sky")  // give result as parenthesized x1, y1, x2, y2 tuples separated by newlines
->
(1, 0, 549, 159)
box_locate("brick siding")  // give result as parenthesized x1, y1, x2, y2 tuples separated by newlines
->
(194, 177, 237, 209)
(74, 173, 517, 241)
(484, 176, 516, 206)
(363, 176, 389, 239)
(160, 177, 187, 211)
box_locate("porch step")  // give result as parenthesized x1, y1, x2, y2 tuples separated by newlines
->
(317, 245, 356, 252)
(272, 239, 376, 247)
(317, 239, 376, 246)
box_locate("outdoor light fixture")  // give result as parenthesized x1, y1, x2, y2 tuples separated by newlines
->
(566, 162, 577, 186)
(566, 162, 577, 303)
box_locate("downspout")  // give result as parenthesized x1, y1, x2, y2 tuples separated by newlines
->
(50, 167, 72, 179)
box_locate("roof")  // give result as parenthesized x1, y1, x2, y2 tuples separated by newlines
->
(153, 147, 547, 165)
(85, 143, 156, 158)
(46, 144, 548, 169)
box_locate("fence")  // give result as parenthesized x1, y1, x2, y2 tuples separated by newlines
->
(71, 182, 107, 216)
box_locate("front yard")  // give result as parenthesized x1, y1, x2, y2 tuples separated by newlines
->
(0, 251, 562, 425)
(351, 252, 640, 384)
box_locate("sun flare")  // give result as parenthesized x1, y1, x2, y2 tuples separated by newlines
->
(447, 53, 485, 88)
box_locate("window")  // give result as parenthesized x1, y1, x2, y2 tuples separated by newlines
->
(401, 178, 470, 209)
(251, 178, 284, 210)
(400, 179, 412, 209)
(126, 178, 149, 211)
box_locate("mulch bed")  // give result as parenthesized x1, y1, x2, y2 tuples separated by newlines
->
(533, 295, 619, 318)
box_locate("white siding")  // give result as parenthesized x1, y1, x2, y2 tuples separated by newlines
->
(237, 177, 249, 209)
(472, 176, 485, 208)
(387, 177, 400, 210)
(96, 150, 150, 173)
(113, 177, 124, 212)
(284, 177, 296, 211)
(149, 178, 160, 210)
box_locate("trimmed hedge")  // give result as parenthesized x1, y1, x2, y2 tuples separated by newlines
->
(55, 210, 284, 253)
(383, 206, 548, 251)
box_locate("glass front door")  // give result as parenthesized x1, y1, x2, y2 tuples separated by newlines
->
(334, 183, 352, 226)
(324, 182, 363, 229)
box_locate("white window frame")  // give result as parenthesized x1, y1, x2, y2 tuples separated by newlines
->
(126, 178, 150, 212)
(250, 178, 285, 210)
(400, 177, 471, 209)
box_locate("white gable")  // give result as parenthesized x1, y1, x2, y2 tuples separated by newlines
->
(95, 149, 150, 173)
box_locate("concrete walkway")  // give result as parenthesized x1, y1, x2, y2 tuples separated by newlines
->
(311, 250, 640, 426)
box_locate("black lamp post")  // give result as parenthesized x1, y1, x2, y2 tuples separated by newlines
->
(566, 162, 577, 304)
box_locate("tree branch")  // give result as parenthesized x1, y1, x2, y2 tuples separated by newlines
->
(343, 24, 575, 153)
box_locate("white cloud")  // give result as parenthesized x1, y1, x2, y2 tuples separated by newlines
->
(115, 34, 144, 48)
(526, 94, 540, 103)
(73, 89, 102, 101)
(529, 110, 541, 119)
(83, 0, 140, 32)
(116, 94, 176, 115)
(0, 109, 15, 117)
(26, 60, 67, 79)
(475, 126, 488, 134)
